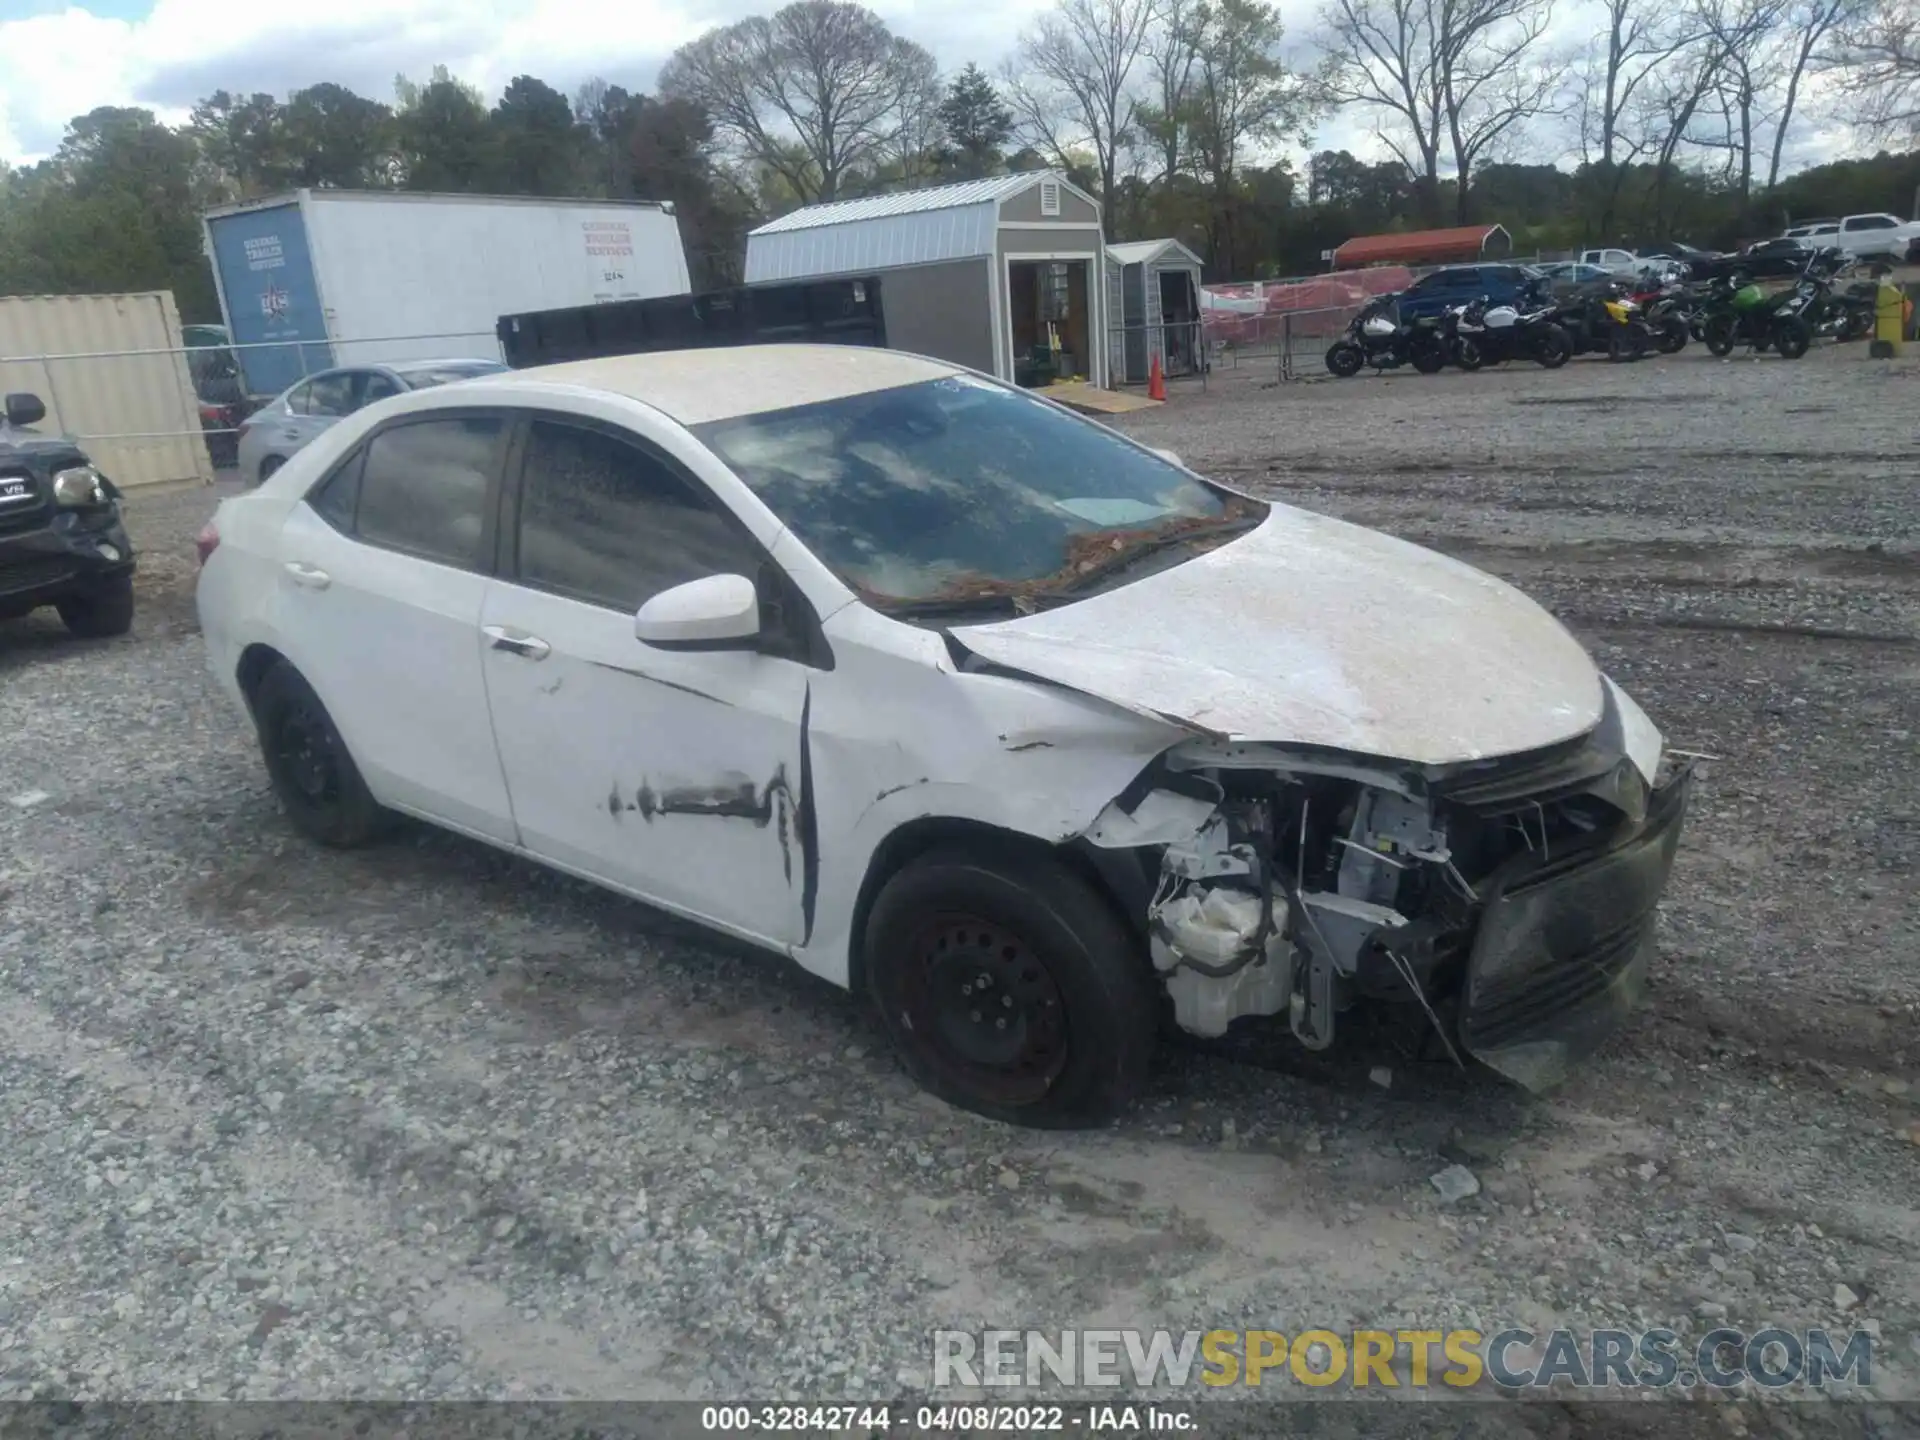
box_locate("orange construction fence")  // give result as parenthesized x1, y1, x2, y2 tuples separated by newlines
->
(1201, 266, 1415, 348)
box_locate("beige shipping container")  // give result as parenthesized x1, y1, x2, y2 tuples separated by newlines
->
(0, 291, 214, 492)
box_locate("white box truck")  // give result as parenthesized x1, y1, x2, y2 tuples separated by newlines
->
(202, 190, 692, 399)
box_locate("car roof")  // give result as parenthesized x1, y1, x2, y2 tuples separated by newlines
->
(391, 357, 506, 373)
(513, 345, 964, 426)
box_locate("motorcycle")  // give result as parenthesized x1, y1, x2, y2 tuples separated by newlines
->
(1539, 284, 1655, 359)
(1625, 279, 1695, 353)
(1802, 247, 1877, 342)
(1324, 294, 1451, 376)
(1700, 269, 1814, 359)
(1449, 296, 1573, 369)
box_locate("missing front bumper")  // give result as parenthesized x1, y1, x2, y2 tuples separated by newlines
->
(1457, 764, 1693, 1091)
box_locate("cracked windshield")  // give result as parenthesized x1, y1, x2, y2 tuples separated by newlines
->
(693, 374, 1264, 608)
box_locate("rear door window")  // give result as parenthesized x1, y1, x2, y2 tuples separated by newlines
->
(1844, 215, 1896, 231)
(357, 372, 403, 409)
(306, 372, 355, 418)
(351, 415, 505, 570)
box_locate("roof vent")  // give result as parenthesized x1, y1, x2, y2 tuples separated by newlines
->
(1040, 178, 1061, 217)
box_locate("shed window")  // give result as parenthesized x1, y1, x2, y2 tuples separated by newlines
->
(1040, 179, 1061, 216)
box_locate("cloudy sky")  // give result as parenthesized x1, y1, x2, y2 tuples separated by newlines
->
(0, 0, 1849, 173)
(0, 0, 1378, 166)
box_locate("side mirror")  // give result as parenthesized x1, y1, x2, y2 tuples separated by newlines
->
(1150, 447, 1184, 469)
(4, 392, 46, 428)
(634, 573, 760, 650)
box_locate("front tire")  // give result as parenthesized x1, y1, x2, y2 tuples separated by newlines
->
(1453, 337, 1485, 371)
(1324, 342, 1364, 378)
(1657, 318, 1688, 353)
(1772, 315, 1812, 359)
(251, 661, 390, 848)
(864, 847, 1157, 1129)
(1704, 314, 1738, 356)
(1409, 338, 1446, 374)
(1533, 324, 1572, 369)
(55, 573, 134, 638)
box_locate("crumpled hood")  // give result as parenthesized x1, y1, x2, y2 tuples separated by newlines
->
(950, 503, 1605, 766)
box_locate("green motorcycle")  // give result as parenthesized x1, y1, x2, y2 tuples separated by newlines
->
(1700, 274, 1813, 359)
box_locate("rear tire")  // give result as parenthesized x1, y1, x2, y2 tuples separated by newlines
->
(1703, 314, 1738, 357)
(1772, 315, 1811, 359)
(1324, 342, 1364, 378)
(864, 847, 1157, 1129)
(1657, 318, 1688, 354)
(256, 455, 284, 486)
(1409, 339, 1446, 374)
(251, 661, 390, 848)
(55, 574, 134, 638)
(1453, 338, 1485, 371)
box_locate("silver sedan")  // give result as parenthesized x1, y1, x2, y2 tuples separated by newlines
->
(235, 359, 508, 484)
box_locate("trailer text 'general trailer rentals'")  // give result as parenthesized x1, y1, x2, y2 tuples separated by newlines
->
(203, 190, 693, 398)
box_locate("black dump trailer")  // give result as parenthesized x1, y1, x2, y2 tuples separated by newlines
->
(497, 277, 887, 368)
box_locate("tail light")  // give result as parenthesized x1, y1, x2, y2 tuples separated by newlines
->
(195, 520, 220, 567)
(198, 402, 221, 424)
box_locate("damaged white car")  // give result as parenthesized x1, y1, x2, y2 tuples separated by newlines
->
(195, 345, 1691, 1128)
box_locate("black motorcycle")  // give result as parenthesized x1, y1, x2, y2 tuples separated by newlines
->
(1324, 295, 1450, 376)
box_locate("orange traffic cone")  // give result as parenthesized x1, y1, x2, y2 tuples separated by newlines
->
(1147, 351, 1167, 402)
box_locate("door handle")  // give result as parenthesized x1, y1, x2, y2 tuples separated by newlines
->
(483, 625, 550, 660)
(284, 561, 330, 590)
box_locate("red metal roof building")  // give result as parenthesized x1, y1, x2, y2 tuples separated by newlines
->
(1330, 224, 1513, 269)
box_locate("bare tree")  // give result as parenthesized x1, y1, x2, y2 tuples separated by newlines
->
(1001, 0, 1159, 220)
(659, 0, 937, 203)
(1570, 0, 1704, 232)
(1831, 0, 1920, 140)
(1319, 0, 1555, 225)
(1691, 0, 1788, 206)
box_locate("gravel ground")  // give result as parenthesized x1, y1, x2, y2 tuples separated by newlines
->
(0, 343, 1915, 1427)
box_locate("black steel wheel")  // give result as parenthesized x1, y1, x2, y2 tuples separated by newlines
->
(1324, 342, 1365, 378)
(865, 847, 1156, 1128)
(251, 661, 389, 847)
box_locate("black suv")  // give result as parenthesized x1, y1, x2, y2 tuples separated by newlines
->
(0, 392, 136, 638)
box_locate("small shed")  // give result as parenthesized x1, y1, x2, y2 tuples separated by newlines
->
(1331, 224, 1513, 270)
(744, 171, 1110, 389)
(1104, 239, 1205, 385)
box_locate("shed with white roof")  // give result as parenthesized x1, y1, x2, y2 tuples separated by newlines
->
(744, 171, 1109, 389)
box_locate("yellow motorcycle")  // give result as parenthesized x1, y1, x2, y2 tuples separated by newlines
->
(1600, 292, 1656, 362)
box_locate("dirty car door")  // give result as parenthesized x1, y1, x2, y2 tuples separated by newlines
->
(479, 412, 811, 948)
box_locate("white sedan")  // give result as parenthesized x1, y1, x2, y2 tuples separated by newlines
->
(195, 345, 1691, 1128)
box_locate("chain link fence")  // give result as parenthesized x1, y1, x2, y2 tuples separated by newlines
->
(1, 332, 503, 473)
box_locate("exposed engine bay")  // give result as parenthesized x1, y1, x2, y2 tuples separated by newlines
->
(1082, 708, 1694, 1091)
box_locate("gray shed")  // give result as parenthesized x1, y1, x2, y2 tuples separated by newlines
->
(1104, 239, 1205, 385)
(744, 171, 1109, 389)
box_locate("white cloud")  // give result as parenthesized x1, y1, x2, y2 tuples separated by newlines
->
(0, 0, 1042, 163)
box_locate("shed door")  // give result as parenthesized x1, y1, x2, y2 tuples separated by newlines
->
(1105, 259, 1127, 384)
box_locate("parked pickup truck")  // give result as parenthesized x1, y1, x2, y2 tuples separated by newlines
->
(1824, 213, 1920, 261)
(1577, 247, 1644, 277)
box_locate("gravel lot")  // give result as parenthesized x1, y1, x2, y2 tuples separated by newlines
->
(1, 343, 1915, 1425)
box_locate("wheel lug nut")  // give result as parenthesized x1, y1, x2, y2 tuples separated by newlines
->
(970, 1010, 982, 1022)
(995, 1018, 1007, 1030)
(1002, 995, 1013, 1008)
